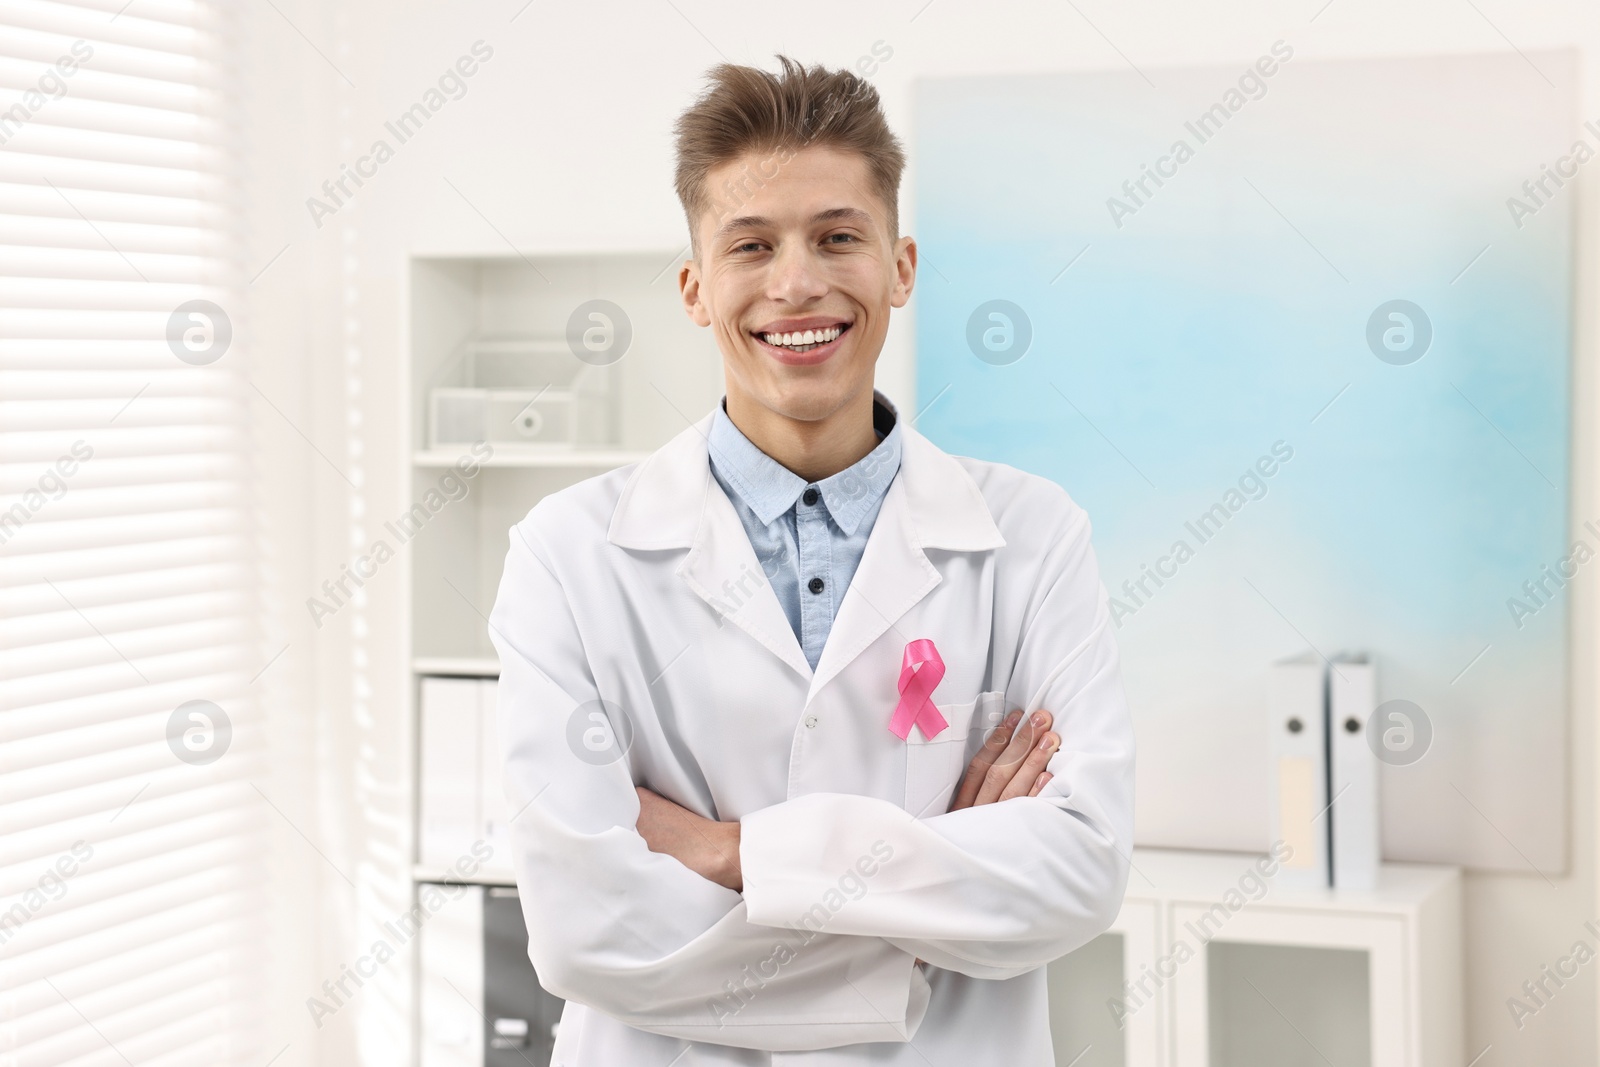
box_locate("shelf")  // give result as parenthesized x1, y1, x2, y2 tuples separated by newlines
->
(412, 447, 650, 469)
(411, 864, 516, 887)
(413, 656, 500, 677)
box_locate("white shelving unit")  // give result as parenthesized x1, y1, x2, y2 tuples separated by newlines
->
(1050, 847, 1463, 1067)
(402, 250, 719, 1065)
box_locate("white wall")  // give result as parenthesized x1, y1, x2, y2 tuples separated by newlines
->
(243, 0, 1600, 1062)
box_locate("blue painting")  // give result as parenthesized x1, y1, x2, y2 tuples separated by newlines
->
(914, 50, 1574, 872)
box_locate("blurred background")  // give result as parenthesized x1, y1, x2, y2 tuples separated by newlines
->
(0, 1, 1595, 1065)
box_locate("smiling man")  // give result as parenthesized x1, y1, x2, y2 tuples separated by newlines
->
(489, 56, 1135, 1066)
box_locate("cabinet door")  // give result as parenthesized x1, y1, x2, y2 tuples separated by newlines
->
(1169, 904, 1407, 1067)
(1049, 898, 1165, 1067)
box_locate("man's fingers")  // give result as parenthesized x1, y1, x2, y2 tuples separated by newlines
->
(949, 709, 1022, 811)
(1028, 772, 1054, 798)
(1000, 732, 1059, 801)
(975, 710, 1052, 807)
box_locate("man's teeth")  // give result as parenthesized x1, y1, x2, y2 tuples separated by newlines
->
(760, 325, 844, 349)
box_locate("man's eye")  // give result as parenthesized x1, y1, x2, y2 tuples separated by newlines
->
(825, 233, 858, 244)
(735, 241, 766, 253)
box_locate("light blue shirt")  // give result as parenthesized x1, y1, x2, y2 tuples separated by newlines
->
(707, 395, 903, 670)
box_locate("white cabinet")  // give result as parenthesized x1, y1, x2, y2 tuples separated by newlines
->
(1050, 848, 1462, 1067)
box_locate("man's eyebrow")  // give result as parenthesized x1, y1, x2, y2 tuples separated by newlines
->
(712, 215, 773, 241)
(811, 207, 876, 227)
(710, 207, 878, 242)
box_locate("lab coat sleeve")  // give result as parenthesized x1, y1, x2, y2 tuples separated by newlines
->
(488, 517, 931, 1051)
(739, 503, 1136, 981)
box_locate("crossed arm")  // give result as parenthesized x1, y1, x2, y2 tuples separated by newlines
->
(635, 707, 1063, 892)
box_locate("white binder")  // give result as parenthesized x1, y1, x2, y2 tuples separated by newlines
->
(420, 675, 515, 878)
(419, 884, 484, 1067)
(1329, 656, 1380, 890)
(1268, 653, 1330, 889)
(419, 677, 482, 870)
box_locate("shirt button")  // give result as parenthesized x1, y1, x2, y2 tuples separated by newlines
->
(802, 487, 819, 506)
(808, 576, 824, 594)
(804, 715, 818, 728)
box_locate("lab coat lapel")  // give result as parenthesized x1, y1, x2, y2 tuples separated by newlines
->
(679, 482, 813, 680)
(806, 425, 1007, 701)
(608, 413, 812, 680)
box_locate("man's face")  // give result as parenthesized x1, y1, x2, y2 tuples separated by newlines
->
(679, 145, 916, 424)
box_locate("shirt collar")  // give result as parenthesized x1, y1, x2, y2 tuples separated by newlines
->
(707, 392, 904, 536)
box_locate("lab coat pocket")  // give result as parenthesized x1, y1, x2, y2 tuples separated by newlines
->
(904, 691, 1006, 819)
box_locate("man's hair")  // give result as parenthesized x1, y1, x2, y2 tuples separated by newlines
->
(673, 55, 905, 254)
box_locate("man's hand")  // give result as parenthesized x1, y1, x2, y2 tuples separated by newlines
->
(948, 709, 1059, 812)
(635, 786, 743, 892)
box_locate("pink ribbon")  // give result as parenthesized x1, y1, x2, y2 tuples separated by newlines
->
(888, 639, 948, 741)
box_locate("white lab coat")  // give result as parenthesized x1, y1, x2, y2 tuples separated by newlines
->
(488, 395, 1135, 1066)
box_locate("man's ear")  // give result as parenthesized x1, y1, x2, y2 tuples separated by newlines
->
(889, 235, 917, 309)
(678, 255, 712, 327)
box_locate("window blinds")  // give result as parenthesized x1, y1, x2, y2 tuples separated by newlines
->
(0, 2, 269, 1064)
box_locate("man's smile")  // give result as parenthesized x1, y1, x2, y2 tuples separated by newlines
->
(750, 318, 853, 365)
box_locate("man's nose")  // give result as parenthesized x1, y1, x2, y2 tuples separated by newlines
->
(766, 242, 828, 305)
